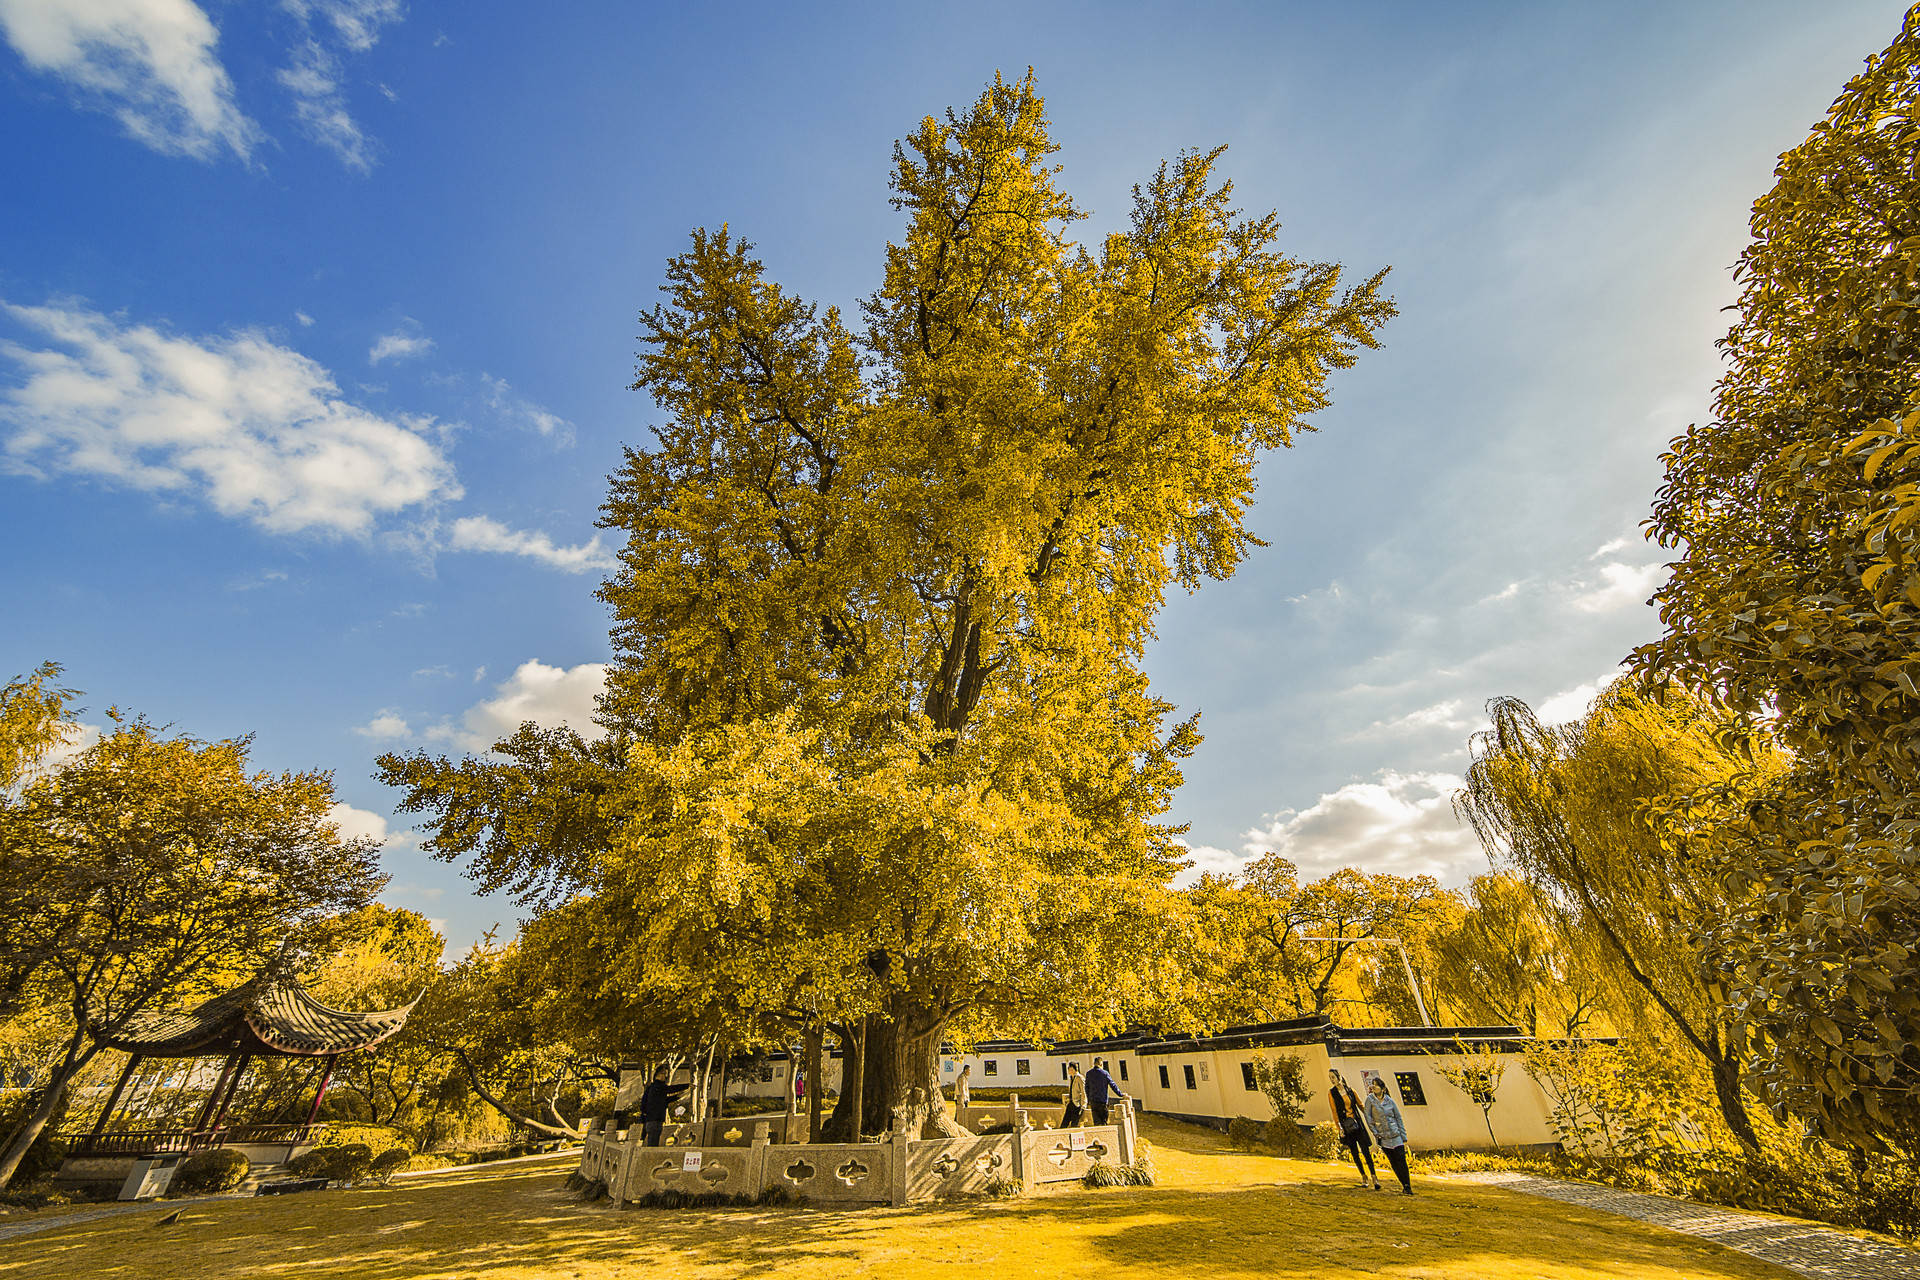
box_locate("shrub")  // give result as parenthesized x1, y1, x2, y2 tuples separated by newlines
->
(171, 1148, 251, 1195)
(1249, 1054, 1311, 1126)
(1226, 1116, 1262, 1152)
(314, 1125, 409, 1158)
(288, 1142, 376, 1184)
(1303, 1122, 1340, 1160)
(1082, 1158, 1154, 1188)
(370, 1149, 411, 1184)
(982, 1175, 1022, 1198)
(327, 1143, 375, 1184)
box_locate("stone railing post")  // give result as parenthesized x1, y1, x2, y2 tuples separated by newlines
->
(750, 1122, 772, 1200)
(889, 1105, 912, 1207)
(1116, 1099, 1137, 1167)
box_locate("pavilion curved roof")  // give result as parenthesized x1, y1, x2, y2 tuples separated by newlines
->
(94, 972, 420, 1058)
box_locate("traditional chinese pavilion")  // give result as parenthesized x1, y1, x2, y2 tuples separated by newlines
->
(57, 971, 417, 1183)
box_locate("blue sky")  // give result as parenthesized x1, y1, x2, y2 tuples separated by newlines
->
(1, 0, 1908, 955)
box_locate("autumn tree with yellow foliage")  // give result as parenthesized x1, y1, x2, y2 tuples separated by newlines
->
(383, 73, 1392, 1137)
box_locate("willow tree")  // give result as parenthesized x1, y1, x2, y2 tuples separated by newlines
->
(386, 73, 1392, 1136)
(1456, 686, 1785, 1151)
(1633, 10, 1920, 1153)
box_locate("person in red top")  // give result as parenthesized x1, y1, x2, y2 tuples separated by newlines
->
(1328, 1069, 1381, 1190)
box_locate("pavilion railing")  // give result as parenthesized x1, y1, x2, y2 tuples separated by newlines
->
(64, 1122, 325, 1157)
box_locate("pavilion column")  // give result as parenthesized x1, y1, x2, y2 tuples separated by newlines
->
(191, 1048, 244, 1136)
(208, 1052, 252, 1131)
(87, 1054, 144, 1142)
(302, 1054, 339, 1130)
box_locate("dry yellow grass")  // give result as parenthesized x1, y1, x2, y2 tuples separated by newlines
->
(0, 1118, 1799, 1279)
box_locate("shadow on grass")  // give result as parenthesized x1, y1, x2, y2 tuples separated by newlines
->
(0, 1151, 1796, 1280)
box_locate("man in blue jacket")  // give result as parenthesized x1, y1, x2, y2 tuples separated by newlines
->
(1085, 1059, 1126, 1125)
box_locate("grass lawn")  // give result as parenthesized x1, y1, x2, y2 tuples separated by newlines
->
(0, 1116, 1802, 1279)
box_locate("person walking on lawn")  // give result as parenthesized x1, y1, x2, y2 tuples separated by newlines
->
(1365, 1075, 1414, 1195)
(953, 1063, 972, 1112)
(639, 1067, 690, 1147)
(1062, 1062, 1087, 1126)
(1086, 1059, 1124, 1126)
(1329, 1069, 1382, 1190)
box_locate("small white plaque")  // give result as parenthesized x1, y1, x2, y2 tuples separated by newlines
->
(1070, 1132, 1087, 1152)
(682, 1150, 703, 1173)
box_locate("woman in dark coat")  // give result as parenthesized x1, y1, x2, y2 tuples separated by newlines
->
(1328, 1069, 1381, 1190)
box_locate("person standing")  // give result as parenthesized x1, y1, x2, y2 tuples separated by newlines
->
(1328, 1069, 1381, 1190)
(1365, 1076, 1414, 1195)
(638, 1067, 690, 1147)
(1062, 1062, 1087, 1127)
(1086, 1059, 1124, 1125)
(953, 1063, 972, 1112)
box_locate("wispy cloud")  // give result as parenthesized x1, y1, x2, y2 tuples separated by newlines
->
(277, 0, 402, 171)
(278, 38, 371, 172)
(479, 374, 574, 446)
(369, 321, 432, 365)
(281, 0, 402, 53)
(445, 515, 616, 574)
(0, 0, 259, 160)
(0, 299, 461, 537)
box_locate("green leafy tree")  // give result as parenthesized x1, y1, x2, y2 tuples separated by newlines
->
(0, 717, 385, 1187)
(382, 72, 1393, 1138)
(1456, 685, 1784, 1151)
(1633, 8, 1920, 1154)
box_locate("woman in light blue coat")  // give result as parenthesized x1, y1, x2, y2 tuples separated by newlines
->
(1364, 1077, 1414, 1195)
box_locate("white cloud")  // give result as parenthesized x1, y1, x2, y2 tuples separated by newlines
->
(295, 311, 315, 328)
(353, 708, 412, 739)
(446, 515, 617, 574)
(1236, 771, 1485, 884)
(0, 0, 258, 160)
(281, 0, 402, 53)
(411, 664, 453, 679)
(1590, 536, 1629, 559)
(429, 659, 608, 753)
(1570, 560, 1663, 613)
(279, 39, 372, 171)
(1536, 671, 1623, 725)
(0, 300, 461, 537)
(276, 0, 401, 171)
(326, 800, 390, 845)
(479, 373, 574, 445)
(368, 323, 432, 365)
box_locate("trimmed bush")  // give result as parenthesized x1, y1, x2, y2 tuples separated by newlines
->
(288, 1142, 376, 1184)
(172, 1148, 251, 1195)
(1082, 1158, 1154, 1187)
(370, 1148, 412, 1184)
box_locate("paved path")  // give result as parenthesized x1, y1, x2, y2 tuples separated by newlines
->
(0, 1195, 225, 1244)
(1453, 1170, 1920, 1279)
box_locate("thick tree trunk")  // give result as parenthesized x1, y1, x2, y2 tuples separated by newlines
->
(859, 1012, 897, 1136)
(821, 1021, 863, 1142)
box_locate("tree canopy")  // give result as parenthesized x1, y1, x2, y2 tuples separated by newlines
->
(1634, 10, 1920, 1152)
(381, 71, 1394, 1137)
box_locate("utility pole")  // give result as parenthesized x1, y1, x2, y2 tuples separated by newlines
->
(1298, 935, 1434, 1028)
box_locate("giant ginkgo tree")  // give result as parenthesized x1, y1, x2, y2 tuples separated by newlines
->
(383, 72, 1392, 1137)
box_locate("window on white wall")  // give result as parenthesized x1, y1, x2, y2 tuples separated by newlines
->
(1183, 1065, 1196, 1090)
(1158, 1065, 1170, 1089)
(1016, 1058, 1031, 1076)
(983, 1060, 998, 1077)
(1240, 1062, 1257, 1090)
